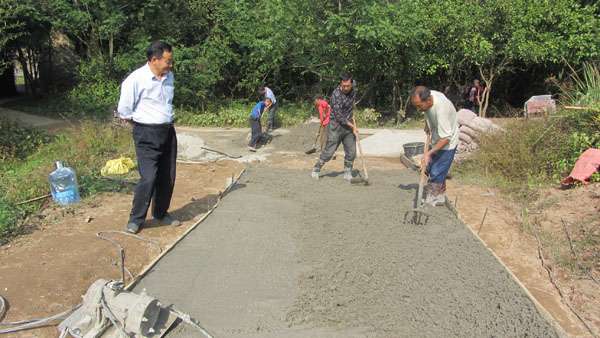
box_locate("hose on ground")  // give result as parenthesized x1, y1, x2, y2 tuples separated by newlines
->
(169, 306, 213, 338)
(0, 296, 80, 334)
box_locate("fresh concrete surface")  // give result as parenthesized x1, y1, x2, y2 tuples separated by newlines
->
(135, 166, 557, 337)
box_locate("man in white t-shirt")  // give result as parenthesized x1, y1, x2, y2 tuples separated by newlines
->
(410, 85, 459, 206)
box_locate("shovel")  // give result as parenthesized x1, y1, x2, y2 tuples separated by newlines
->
(404, 133, 431, 225)
(349, 118, 369, 185)
(305, 125, 322, 155)
(350, 134, 370, 185)
(200, 146, 242, 159)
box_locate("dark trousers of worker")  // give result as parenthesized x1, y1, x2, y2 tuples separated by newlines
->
(315, 123, 356, 170)
(248, 118, 262, 147)
(129, 123, 177, 226)
(266, 102, 278, 130)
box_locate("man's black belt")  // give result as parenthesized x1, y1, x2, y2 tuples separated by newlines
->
(133, 121, 174, 128)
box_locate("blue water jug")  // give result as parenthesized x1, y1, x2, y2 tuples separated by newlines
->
(49, 161, 81, 205)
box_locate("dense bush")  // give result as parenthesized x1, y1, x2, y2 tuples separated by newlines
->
(0, 118, 52, 161)
(2, 1, 599, 117)
(66, 80, 120, 119)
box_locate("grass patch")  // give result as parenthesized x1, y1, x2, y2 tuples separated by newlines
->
(175, 100, 312, 128)
(2, 79, 119, 120)
(0, 122, 134, 243)
(1, 118, 52, 161)
(175, 101, 407, 128)
(455, 110, 599, 203)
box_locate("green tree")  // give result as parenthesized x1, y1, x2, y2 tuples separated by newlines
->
(443, 0, 600, 116)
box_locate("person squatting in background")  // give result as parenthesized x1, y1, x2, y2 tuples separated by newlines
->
(248, 97, 273, 152)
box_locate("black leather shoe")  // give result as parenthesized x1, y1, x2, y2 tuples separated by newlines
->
(156, 213, 181, 227)
(126, 222, 140, 234)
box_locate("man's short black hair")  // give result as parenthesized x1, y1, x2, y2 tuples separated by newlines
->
(340, 72, 352, 82)
(410, 85, 431, 101)
(146, 41, 172, 61)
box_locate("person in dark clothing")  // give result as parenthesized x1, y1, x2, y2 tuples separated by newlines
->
(311, 73, 359, 181)
(248, 97, 272, 152)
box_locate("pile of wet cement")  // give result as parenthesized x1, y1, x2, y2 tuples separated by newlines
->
(272, 122, 321, 152)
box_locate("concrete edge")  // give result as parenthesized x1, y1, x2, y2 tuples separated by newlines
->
(125, 167, 247, 291)
(444, 198, 569, 338)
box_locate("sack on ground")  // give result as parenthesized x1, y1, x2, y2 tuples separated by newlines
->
(459, 125, 478, 139)
(459, 132, 473, 144)
(466, 116, 495, 133)
(101, 157, 136, 176)
(457, 141, 479, 153)
(457, 109, 477, 125)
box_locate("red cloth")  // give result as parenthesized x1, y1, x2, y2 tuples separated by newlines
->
(316, 99, 331, 126)
(562, 148, 600, 185)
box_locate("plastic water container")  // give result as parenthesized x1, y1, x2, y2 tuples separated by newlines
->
(49, 161, 81, 205)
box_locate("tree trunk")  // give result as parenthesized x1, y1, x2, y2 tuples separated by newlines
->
(478, 66, 496, 118)
(17, 48, 35, 95)
(109, 33, 114, 62)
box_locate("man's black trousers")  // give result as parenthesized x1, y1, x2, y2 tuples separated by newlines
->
(129, 122, 177, 225)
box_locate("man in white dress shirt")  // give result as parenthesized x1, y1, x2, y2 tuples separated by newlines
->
(117, 41, 180, 234)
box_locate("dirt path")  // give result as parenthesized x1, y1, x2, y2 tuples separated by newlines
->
(135, 166, 557, 337)
(0, 106, 65, 130)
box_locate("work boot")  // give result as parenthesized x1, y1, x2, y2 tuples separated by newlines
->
(343, 167, 353, 181)
(426, 183, 445, 207)
(312, 160, 324, 180)
(126, 222, 140, 234)
(155, 213, 181, 227)
(311, 168, 320, 180)
(427, 193, 446, 207)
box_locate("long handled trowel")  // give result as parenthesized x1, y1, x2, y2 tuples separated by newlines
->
(305, 125, 322, 155)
